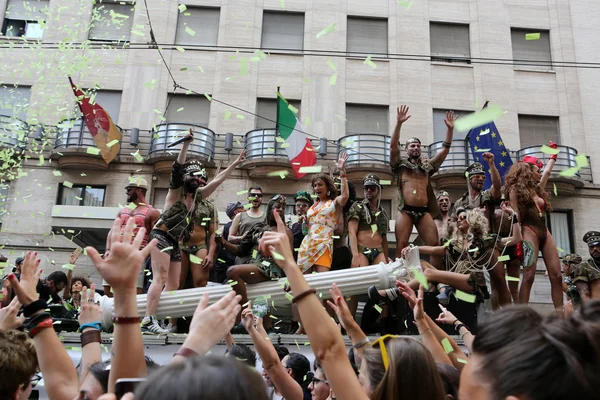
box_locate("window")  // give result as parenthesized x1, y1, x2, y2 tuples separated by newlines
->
(58, 185, 106, 207)
(511, 29, 551, 68)
(0, 84, 31, 121)
(430, 22, 470, 63)
(261, 11, 304, 50)
(345, 104, 388, 135)
(255, 98, 301, 129)
(89, 1, 135, 41)
(518, 115, 559, 148)
(347, 17, 387, 55)
(166, 94, 211, 126)
(152, 188, 168, 210)
(547, 211, 573, 254)
(175, 6, 220, 46)
(2, 0, 48, 39)
(76, 90, 122, 124)
(433, 109, 471, 141)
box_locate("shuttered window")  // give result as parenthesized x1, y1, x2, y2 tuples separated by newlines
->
(346, 104, 388, 134)
(255, 98, 301, 129)
(261, 11, 304, 50)
(518, 115, 559, 148)
(89, 1, 135, 41)
(76, 91, 122, 124)
(430, 22, 471, 63)
(511, 29, 552, 68)
(175, 7, 220, 46)
(433, 109, 470, 141)
(0, 85, 31, 121)
(347, 17, 387, 55)
(166, 94, 210, 126)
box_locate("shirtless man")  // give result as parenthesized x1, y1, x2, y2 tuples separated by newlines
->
(390, 105, 455, 268)
(228, 186, 265, 264)
(573, 231, 600, 301)
(142, 131, 245, 333)
(104, 177, 160, 297)
(179, 171, 218, 289)
(434, 190, 452, 243)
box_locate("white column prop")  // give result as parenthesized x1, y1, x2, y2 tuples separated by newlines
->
(99, 256, 420, 328)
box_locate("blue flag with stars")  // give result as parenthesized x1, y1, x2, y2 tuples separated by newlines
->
(467, 122, 513, 190)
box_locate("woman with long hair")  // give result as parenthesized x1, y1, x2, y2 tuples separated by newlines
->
(504, 148, 563, 312)
(297, 152, 349, 273)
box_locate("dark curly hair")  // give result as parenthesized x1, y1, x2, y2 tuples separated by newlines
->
(71, 276, 91, 290)
(311, 174, 338, 200)
(504, 161, 552, 215)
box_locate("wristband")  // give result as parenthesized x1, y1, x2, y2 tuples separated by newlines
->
(25, 312, 52, 331)
(81, 330, 102, 347)
(80, 322, 102, 332)
(112, 316, 141, 324)
(29, 318, 54, 338)
(455, 323, 467, 333)
(23, 299, 48, 318)
(442, 141, 452, 149)
(291, 288, 317, 304)
(174, 347, 199, 358)
(451, 319, 459, 327)
(352, 337, 370, 350)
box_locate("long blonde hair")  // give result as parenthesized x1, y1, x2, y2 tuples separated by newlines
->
(451, 208, 489, 244)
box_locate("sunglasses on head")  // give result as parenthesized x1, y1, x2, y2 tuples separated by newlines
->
(371, 334, 400, 371)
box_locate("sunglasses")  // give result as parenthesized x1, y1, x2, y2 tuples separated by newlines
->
(311, 377, 329, 386)
(29, 373, 42, 388)
(371, 334, 400, 371)
(457, 215, 467, 221)
(249, 193, 263, 199)
(364, 185, 379, 191)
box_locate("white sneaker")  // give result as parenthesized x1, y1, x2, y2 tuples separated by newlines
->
(141, 316, 169, 334)
(165, 323, 176, 333)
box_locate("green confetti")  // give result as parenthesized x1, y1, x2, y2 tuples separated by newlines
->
(316, 22, 336, 39)
(86, 147, 101, 155)
(185, 26, 196, 36)
(236, 114, 245, 119)
(327, 59, 337, 71)
(298, 166, 322, 174)
(455, 290, 476, 303)
(557, 247, 565, 253)
(525, 32, 540, 40)
(559, 167, 579, 177)
(178, 4, 187, 12)
(497, 255, 510, 262)
(62, 264, 75, 271)
(63, 181, 73, 188)
(189, 254, 203, 264)
(285, 293, 294, 302)
(288, 104, 299, 114)
(540, 145, 560, 155)
(204, 93, 212, 101)
(457, 358, 468, 364)
(224, 110, 231, 120)
(329, 74, 338, 85)
(553, 183, 558, 196)
(412, 268, 428, 288)
(239, 58, 249, 76)
(176, 46, 185, 52)
(179, 299, 184, 304)
(267, 170, 289, 177)
(107, 139, 119, 147)
(364, 55, 377, 69)
(454, 104, 504, 132)
(506, 276, 520, 282)
(229, 281, 238, 286)
(374, 304, 383, 313)
(53, 170, 62, 177)
(371, 224, 378, 237)
(441, 338, 453, 354)
(272, 251, 285, 260)
(237, 190, 249, 195)
(380, 180, 391, 185)
(575, 154, 588, 168)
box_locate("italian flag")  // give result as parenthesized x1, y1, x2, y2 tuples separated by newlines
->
(277, 96, 316, 178)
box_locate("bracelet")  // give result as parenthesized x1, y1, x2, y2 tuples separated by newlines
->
(451, 319, 459, 327)
(25, 312, 52, 331)
(23, 299, 48, 318)
(174, 347, 199, 358)
(80, 322, 102, 332)
(112, 316, 141, 324)
(81, 330, 102, 347)
(455, 323, 467, 333)
(352, 337, 371, 350)
(29, 318, 54, 338)
(442, 141, 452, 149)
(291, 288, 317, 304)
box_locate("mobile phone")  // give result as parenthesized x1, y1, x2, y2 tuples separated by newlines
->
(115, 378, 146, 399)
(71, 247, 83, 263)
(252, 296, 269, 318)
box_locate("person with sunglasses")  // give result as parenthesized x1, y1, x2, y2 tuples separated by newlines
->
(309, 361, 333, 400)
(228, 186, 266, 264)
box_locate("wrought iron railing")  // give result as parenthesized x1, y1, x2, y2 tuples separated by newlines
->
(149, 123, 216, 162)
(0, 115, 29, 150)
(337, 133, 391, 166)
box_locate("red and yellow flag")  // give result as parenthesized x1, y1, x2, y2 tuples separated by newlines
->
(68, 77, 122, 164)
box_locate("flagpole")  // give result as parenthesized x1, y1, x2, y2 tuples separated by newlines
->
(67, 76, 84, 116)
(275, 86, 281, 155)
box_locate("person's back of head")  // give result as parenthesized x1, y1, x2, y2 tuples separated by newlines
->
(47, 270, 68, 288)
(136, 356, 267, 400)
(273, 344, 289, 361)
(363, 337, 446, 400)
(283, 352, 311, 386)
(468, 305, 600, 400)
(0, 330, 38, 400)
(227, 344, 257, 368)
(436, 363, 459, 400)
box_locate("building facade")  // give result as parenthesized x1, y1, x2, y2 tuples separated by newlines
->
(1, 0, 600, 309)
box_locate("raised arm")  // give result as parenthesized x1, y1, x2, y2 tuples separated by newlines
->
(390, 105, 411, 167)
(430, 111, 455, 167)
(327, 284, 369, 358)
(540, 142, 558, 189)
(412, 245, 446, 256)
(243, 309, 304, 400)
(164, 131, 194, 210)
(199, 150, 246, 199)
(77, 284, 103, 384)
(258, 211, 369, 400)
(482, 152, 502, 200)
(334, 152, 349, 209)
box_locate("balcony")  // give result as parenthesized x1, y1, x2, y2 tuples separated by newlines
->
(243, 129, 296, 178)
(337, 133, 393, 180)
(428, 139, 592, 193)
(52, 118, 122, 171)
(0, 115, 29, 150)
(148, 123, 216, 174)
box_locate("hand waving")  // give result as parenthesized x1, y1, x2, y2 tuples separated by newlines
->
(436, 304, 458, 325)
(86, 218, 156, 291)
(335, 151, 348, 172)
(233, 149, 246, 166)
(0, 297, 25, 330)
(396, 105, 411, 124)
(326, 283, 354, 331)
(8, 251, 41, 306)
(444, 111, 456, 129)
(258, 210, 296, 272)
(78, 284, 103, 328)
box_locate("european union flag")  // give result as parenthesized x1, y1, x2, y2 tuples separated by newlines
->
(467, 122, 513, 190)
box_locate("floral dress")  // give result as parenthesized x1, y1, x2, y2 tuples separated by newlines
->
(297, 199, 336, 272)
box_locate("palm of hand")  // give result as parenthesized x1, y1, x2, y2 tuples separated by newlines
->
(98, 243, 145, 288)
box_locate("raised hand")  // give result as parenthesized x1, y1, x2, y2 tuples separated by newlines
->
(482, 151, 494, 165)
(184, 128, 194, 142)
(500, 201, 515, 216)
(258, 210, 295, 272)
(241, 306, 256, 332)
(233, 149, 246, 166)
(7, 251, 41, 306)
(78, 284, 103, 327)
(396, 105, 411, 124)
(412, 285, 426, 322)
(86, 218, 156, 291)
(335, 151, 348, 172)
(0, 297, 25, 330)
(396, 280, 417, 308)
(444, 111, 456, 129)
(400, 246, 413, 259)
(326, 283, 354, 331)
(436, 304, 458, 325)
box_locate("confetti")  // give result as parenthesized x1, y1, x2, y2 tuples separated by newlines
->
(316, 22, 336, 39)
(412, 268, 428, 288)
(189, 254, 202, 263)
(237, 190, 249, 195)
(267, 170, 289, 178)
(329, 74, 338, 85)
(454, 290, 476, 303)
(457, 358, 468, 364)
(185, 26, 196, 36)
(272, 251, 285, 260)
(497, 255, 510, 262)
(224, 110, 231, 120)
(506, 276, 520, 282)
(557, 247, 565, 253)
(204, 93, 212, 101)
(553, 183, 558, 196)
(559, 167, 579, 177)
(525, 32, 541, 40)
(575, 154, 588, 168)
(179, 299, 184, 304)
(454, 104, 504, 132)
(107, 139, 119, 147)
(86, 147, 101, 155)
(236, 114, 245, 119)
(371, 224, 377, 237)
(285, 293, 294, 302)
(176, 46, 185, 53)
(288, 104, 299, 114)
(53, 170, 62, 177)
(327, 59, 337, 71)
(62, 264, 75, 271)
(178, 4, 187, 12)
(363, 55, 377, 69)
(239, 58, 248, 76)
(441, 338, 453, 354)
(380, 180, 392, 185)
(540, 145, 560, 155)
(63, 181, 73, 188)
(374, 304, 383, 313)
(298, 166, 322, 173)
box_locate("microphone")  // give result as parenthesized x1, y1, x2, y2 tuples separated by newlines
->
(167, 137, 189, 148)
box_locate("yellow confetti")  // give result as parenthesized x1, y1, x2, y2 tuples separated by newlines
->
(540, 145, 560, 155)
(575, 154, 588, 168)
(363, 55, 377, 69)
(316, 22, 336, 39)
(329, 74, 338, 85)
(298, 166, 322, 173)
(189, 254, 202, 264)
(63, 181, 73, 188)
(553, 183, 558, 196)
(457, 358, 468, 364)
(374, 304, 383, 313)
(455, 290, 476, 303)
(506, 276, 520, 282)
(525, 32, 540, 40)
(380, 180, 391, 185)
(267, 170, 289, 177)
(441, 338, 453, 354)
(497, 255, 510, 262)
(86, 147, 101, 155)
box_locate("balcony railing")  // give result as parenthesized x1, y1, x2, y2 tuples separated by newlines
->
(53, 118, 125, 150)
(337, 133, 391, 166)
(0, 115, 29, 150)
(149, 123, 216, 162)
(244, 128, 289, 160)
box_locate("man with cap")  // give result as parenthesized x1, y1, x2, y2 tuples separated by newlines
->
(390, 105, 456, 267)
(213, 202, 245, 283)
(142, 131, 245, 333)
(561, 253, 583, 307)
(573, 231, 600, 301)
(104, 176, 160, 297)
(347, 173, 390, 315)
(291, 190, 313, 260)
(434, 190, 452, 242)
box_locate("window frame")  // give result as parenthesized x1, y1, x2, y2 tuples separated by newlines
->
(546, 209, 574, 255)
(88, 0, 136, 42)
(174, 6, 221, 46)
(517, 114, 560, 149)
(429, 22, 471, 64)
(510, 28, 552, 69)
(346, 16, 388, 56)
(57, 184, 107, 207)
(261, 10, 305, 51)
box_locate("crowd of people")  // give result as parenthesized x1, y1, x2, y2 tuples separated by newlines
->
(1, 106, 600, 399)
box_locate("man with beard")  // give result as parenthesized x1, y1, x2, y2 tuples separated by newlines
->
(228, 186, 265, 264)
(434, 190, 452, 242)
(103, 176, 160, 297)
(390, 105, 456, 267)
(142, 132, 245, 333)
(574, 231, 600, 300)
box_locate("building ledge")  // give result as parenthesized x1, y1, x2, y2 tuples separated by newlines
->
(51, 151, 110, 171)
